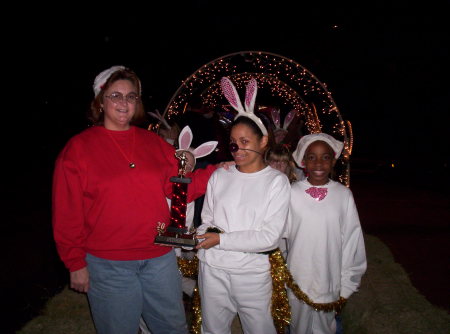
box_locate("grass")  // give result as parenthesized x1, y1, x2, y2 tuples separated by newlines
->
(16, 286, 95, 334)
(17, 234, 450, 334)
(342, 234, 450, 334)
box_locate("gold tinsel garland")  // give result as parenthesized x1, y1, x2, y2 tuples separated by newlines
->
(190, 286, 202, 334)
(177, 250, 346, 334)
(286, 278, 347, 313)
(177, 256, 199, 278)
(177, 256, 201, 334)
(269, 250, 347, 313)
(268, 249, 291, 334)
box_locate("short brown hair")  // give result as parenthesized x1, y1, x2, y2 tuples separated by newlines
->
(265, 143, 298, 183)
(88, 68, 145, 126)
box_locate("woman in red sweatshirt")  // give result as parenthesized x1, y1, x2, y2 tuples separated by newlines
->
(52, 66, 217, 334)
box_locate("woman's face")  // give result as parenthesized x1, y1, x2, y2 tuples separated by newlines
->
(101, 79, 138, 130)
(230, 123, 267, 172)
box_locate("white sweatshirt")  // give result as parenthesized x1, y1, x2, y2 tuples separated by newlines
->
(287, 179, 367, 302)
(197, 165, 291, 274)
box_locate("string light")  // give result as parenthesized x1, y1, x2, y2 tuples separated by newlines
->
(170, 182, 188, 229)
(161, 51, 352, 186)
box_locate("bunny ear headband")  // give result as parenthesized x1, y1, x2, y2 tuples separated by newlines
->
(220, 77, 268, 136)
(271, 108, 296, 131)
(176, 126, 218, 167)
(93, 65, 142, 97)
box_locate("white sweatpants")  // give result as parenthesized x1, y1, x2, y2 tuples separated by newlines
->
(199, 262, 276, 334)
(288, 291, 336, 334)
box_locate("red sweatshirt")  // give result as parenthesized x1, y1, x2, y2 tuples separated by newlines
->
(52, 126, 216, 272)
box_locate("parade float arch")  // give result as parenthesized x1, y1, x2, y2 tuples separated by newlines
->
(159, 51, 353, 186)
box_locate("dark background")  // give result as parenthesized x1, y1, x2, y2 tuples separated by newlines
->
(3, 1, 449, 333)
(14, 1, 450, 173)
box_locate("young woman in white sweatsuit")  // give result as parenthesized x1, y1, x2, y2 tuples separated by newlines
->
(195, 77, 291, 334)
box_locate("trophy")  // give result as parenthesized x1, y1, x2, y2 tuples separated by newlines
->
(154, 125, 218, 248)
(154, 150, 197, 248)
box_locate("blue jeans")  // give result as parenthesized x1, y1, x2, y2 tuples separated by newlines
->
(86, 250, 187, 334)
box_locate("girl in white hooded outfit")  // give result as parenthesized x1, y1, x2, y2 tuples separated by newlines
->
(287, 133, 367, 334)
(195, 77, 291, 334)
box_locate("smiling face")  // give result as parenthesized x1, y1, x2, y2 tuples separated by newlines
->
(101, 79, 138, 130)
(230, 123, 268, 173)
(302, 140, 336, 185)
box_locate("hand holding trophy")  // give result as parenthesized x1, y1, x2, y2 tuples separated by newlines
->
(154, 126, 218, 248)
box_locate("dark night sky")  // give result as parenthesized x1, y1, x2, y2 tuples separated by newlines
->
(8, 1, 450, 183)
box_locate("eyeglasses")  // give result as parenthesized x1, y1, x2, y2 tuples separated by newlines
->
(104, 92, 140, 104)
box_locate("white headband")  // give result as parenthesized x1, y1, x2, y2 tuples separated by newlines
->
(292, 133, 344, 168)
(220, 77, 268, 136)
(93, 65, 126, 97)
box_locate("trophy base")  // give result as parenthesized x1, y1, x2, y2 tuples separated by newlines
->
(154, 232, 197, 248)
(170, 176, 192, 184)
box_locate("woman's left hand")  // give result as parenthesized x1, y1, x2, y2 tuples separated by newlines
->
(195, 232, 220, 249)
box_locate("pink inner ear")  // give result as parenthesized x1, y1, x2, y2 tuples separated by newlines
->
(194, 141, 218, 158)
(283, 110, 296, 129)
(179, 131, 191, 150)
(271, 109, 281, 128)
(221, 78, 239, 110)
(245, 79, 257, 109)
